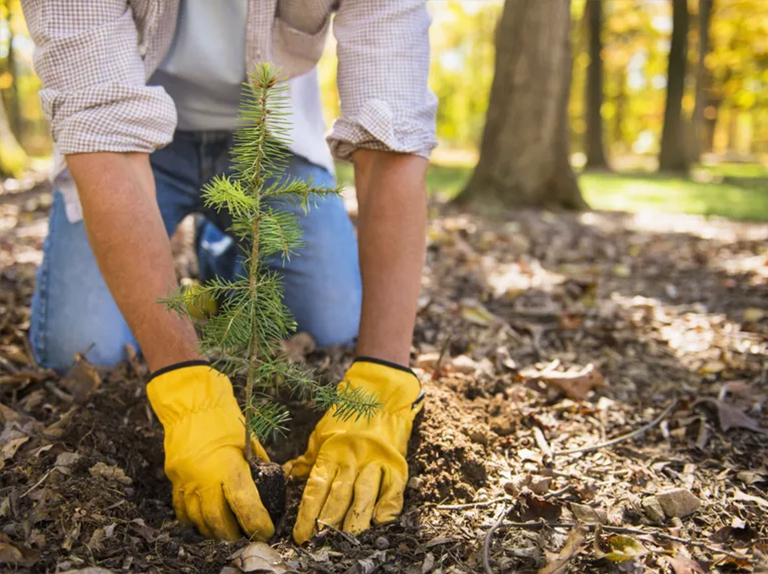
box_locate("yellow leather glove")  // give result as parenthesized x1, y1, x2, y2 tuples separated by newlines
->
(147, 362, 274, 541)
(285, 358, 424, 544)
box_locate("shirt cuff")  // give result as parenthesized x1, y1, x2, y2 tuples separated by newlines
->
(40, 84, 177, 155)
(327, 96, 437, 162)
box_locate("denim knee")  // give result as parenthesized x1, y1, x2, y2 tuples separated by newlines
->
(30, 192, 137, 373)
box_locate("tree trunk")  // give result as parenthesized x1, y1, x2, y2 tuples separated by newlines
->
(659, 0, 690, 172)
(613, 66, 628, 153)
(689, 0, 713, 163)
(584, 0, 608, 170)
(0, 93, 26, 177)
(458, 0, 586, 209)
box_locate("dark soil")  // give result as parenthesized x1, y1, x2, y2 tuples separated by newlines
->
(250, 461, 286, 525)
(2, 190, 768, 573)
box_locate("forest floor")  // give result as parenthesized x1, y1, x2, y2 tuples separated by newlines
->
(2, 184, 768, 574)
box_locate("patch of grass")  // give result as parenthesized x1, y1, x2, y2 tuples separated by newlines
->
(335, 160, 768, 222)
(581, 171, 768, 221)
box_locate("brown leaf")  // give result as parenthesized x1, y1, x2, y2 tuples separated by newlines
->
(0, 534, 38, 568)
(1, 436, 28, 464)
(523, 363, 606, 401)
(538, 527, 587, 574)
(61, 355, 101, 403)
(280, 332, 316, 364)
(694, 398, 766, 434)
(89, 462, 132, 485)
(733, 488, 768, 510)
(664, 555, 705, 574)
(230, 542, 298, 573)
(519, 490, 562, 522)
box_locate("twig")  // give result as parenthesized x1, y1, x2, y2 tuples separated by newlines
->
(438, 495, 511, 511)
(316, 519, 361, 546)
(479, 520, 746, 560)
(533, 426, 553, 458)
(44, 381, 73, 403)
(543, 484, 575, 500)
(20, 469, 52, 498)
(482, 502, 511, 574)
(434, 333, 453, 379)
(553, 399, 677, 457)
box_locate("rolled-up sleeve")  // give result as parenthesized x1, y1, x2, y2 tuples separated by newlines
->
(23, 0, 176, 155)
(328, 0, 438, 161)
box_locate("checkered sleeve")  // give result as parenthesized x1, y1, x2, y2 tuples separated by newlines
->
(22, 0, 176, 155)
(328, 0, 438, 162)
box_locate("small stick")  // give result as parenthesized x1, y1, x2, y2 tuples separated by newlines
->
(543, 484, 575, 500)
(482, 502, 511, 574)
(533, 426, 553, 458)
(44, 381, 74, 403)
(316, 519, 361, 546)
(553, 400, 677, 457)
(479, 520, 746, 560)
(438, 495, 511, 511)
(434, 333, 453, 379)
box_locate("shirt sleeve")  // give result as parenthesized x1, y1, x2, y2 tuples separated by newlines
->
(328, 0, 438, 162)
(22, 0, 176, 155)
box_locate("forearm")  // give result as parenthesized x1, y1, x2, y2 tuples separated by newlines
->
(352, 150, 428, 366)
(65, 153, 199, 371)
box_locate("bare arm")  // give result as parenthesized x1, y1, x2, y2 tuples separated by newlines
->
(66, 153, 199, 371)
(352, 150, 428, 366)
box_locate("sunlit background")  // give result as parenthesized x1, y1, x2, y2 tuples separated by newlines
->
(2, 0, 768, 219)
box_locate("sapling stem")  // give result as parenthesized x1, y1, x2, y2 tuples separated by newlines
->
(159, 64, 380, 454)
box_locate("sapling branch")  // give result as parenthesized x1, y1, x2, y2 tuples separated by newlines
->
(159, 64, 380, 462)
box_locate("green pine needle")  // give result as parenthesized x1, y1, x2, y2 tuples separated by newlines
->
(159, 63, 377, 447)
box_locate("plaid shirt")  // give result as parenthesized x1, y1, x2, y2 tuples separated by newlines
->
(23, 0, 437, 220)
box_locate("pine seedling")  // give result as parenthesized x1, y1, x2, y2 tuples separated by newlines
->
(161, 64, 380, 462)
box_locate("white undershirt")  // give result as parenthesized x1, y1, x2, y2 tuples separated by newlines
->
(149, 0, 334, 174)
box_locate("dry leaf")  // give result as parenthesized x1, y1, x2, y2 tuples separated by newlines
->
(230, 542, 297, 573)
(1, 436, 28, 465)
(699, 360, 726, 375)
(569, 502, 605, 524)
(520, 490, 562, 522)
(89, 462, 132, 485)
(61, 355, 101, 403)
(742, 307, 765, 322)
(733, 488, 768, 510)
(523, 363, 606, 401)
(0, 534, 38, 568)
(665, 555, 705, 574)
(460, 301, 500, 326)
(280, 332, 316, 364)
(604, 535, 648, 562)
(0, 542, 23, 566)
(538, 527, 587, 574)
(694, 399, 766, 434)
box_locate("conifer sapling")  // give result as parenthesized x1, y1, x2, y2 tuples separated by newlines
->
(161, 65, 380, 495)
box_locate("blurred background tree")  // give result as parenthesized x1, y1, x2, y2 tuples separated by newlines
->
(457, 0, 585, 209)
(4, 0, 768, 220)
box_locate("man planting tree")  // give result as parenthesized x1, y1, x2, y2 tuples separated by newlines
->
(22, 0, 436, 544)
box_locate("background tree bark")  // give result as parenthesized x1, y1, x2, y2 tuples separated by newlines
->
(689, 0, 713, 163)
(585, 0, 608, 170)
(0, 94, 27, 177)
(458, 0, 586, 209)
(659, 0, 690, 172)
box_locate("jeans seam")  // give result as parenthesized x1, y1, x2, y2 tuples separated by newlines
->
(32, 193, 59, 366)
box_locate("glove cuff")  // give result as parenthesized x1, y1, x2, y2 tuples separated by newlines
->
(344, 357, 424, 411)
(149, 359, 212, 381)
(147, 362, 238, 427)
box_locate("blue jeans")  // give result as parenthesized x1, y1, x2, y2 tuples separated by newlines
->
(30, 131, 362, 372)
